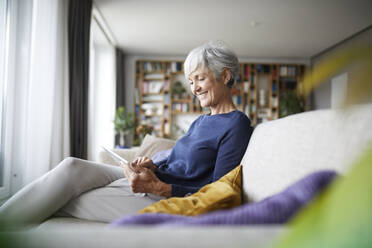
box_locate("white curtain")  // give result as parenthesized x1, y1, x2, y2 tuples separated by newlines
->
(4, 0, 70, 195)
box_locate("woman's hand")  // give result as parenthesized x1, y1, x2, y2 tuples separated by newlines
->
(130, 157, 157, 172)
(121, 162, 171, 197)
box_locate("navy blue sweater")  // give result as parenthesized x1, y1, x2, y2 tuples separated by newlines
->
(155, 110, 253, 197)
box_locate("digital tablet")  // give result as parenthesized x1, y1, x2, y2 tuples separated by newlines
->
(101, 146, 130, 167)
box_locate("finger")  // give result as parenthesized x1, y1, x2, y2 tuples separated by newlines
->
(132, 158, 139, 165)
(130, 161, 137, 170)
(138, 157, 145, 164)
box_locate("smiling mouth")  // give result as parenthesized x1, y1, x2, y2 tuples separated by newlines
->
(197, 92, 207, 96)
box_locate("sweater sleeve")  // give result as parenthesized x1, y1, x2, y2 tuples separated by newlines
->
(212, 116, 253, 181)
(171, 184, 201, 197)
(152, 148, 172, 167)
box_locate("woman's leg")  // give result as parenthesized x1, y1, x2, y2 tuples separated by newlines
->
(0, 157, 124, 228)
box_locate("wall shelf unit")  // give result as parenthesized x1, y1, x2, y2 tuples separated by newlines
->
(135, 60, 306, 139)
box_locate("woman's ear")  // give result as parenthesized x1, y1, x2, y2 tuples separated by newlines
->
(222, 68, 231, 85)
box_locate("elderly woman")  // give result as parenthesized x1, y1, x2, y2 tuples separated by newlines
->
(0, 41, 253, 227)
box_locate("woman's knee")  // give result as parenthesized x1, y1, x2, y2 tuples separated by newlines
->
(58, 157, 86, 173)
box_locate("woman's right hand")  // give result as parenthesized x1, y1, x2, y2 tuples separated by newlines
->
(130, 157, 157, 173)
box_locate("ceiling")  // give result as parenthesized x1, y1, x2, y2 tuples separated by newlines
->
(94, 0, 372, 59)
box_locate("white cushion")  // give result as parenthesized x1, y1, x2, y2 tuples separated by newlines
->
(134, 134, 176, 158)
(241, 104, 372, 202)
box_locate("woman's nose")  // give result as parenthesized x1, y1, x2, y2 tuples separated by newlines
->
(192, 83, 201, 94)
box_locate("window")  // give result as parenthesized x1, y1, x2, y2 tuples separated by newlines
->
(87, 10, 116, 161)
(0, 0, 9, 198)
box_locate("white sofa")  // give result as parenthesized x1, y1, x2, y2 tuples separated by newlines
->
(4, 104, 372, 248)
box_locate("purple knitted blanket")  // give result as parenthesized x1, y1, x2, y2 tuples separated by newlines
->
(110, 170, 337, 226)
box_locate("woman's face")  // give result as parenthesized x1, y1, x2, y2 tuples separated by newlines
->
(188, 66, 227, 108)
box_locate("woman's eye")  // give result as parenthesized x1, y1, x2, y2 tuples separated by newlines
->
(198, 77, 205, 81)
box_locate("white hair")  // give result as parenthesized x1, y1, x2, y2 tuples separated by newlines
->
(184, 41, 239, 87)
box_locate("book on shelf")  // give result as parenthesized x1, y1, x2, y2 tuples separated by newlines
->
(142, 81, 163, 94)
(250, 104, 256, 114)
(164, 121, 170, 135)
(273, 66, 277, 78)
(272, 80, 278, 94)
(279, 66, 287, 76)
(164, 108, 169, 118)
(164, 93, 170, 104)
(250, 73, 255, 85)
(250, 90, 255, 100)
(142, 62, 163, 72)
(244, 105, 250, 116)
(243, 81, 249, 92)
(244, 65, 250, 78)
(232, 95, 242, 106)
(257, 64, 262, 73)
(164, 79, 170, 91)
(135, 105, 140, 117)
(236, 72, 242, 83)
(171, 62, 183, 72)
(135, 88, 140, 104)
(271, 96, 279, 108)
(257, 108, 271, 123)
(258, 89, 267, 107)
(172, 103, 190, 112)
(279, 66, 297, 77)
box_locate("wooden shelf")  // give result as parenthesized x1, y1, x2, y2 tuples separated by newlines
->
(172, 99, 191, 103)
(142, 100, 163, 103)
(143, 78, 164, 81)
(142, 92, 163, 95)
(144, 114, 162, 117)
(173, 111, 189, 114)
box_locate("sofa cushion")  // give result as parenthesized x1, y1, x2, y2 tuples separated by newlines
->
(135, 135, 176, 159)
(138, 165, 242, 216)
(12, 224, 288, 248)
(241, 103, 372, 203)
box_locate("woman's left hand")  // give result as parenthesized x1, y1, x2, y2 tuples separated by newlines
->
(121, 162, 171, 197)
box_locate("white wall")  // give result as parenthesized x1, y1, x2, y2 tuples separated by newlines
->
(311, 26, 372, 109)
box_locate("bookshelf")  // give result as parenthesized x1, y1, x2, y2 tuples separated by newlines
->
(135, 60, 185, 139)
(135, 60, 306, 138)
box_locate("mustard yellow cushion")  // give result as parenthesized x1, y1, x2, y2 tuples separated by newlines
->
(139, 165, 242, 216)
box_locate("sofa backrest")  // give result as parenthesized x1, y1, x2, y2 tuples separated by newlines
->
(241, 104, 372, 203)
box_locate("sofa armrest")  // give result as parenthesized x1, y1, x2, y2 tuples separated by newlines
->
(98, 147, 140, 166)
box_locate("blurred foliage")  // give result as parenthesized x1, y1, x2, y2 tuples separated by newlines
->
(279, 91, 304, 118)
(136, 124, 153, 136)
(133, 124, 154, 146)
(171, 81, 187, 99)
(113, 106, 134, 135)
(276, 145, 372, 248)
